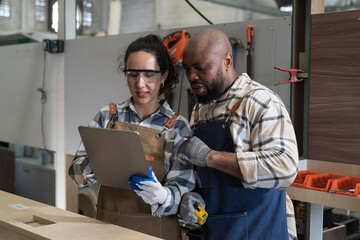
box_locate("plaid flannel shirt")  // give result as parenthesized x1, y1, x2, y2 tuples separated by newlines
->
(68, 98, 195, 216)
(190, 73, 299, 239)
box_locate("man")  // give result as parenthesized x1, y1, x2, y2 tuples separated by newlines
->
(177, 28, 298, 240)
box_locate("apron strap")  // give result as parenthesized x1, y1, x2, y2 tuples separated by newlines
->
(229, 99, 243, 114)
(164, 113, 179, 129)
(192, 102, 200, 125)
(109, 102, 118, 128)
(109, 102, 179, 130)
(222, 99, 243, 128)
(193, 110, 199, 124)
(193, 99, 243, 127)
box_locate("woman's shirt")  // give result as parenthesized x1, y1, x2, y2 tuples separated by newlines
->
(68, 98, 195, 215)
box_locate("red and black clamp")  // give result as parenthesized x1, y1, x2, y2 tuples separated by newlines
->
(246, 25, 254, 79)
(274, 67, 308, 86)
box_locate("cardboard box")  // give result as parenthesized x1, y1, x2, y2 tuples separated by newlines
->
(323, 223, 346, 240)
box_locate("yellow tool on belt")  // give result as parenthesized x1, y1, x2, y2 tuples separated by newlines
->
(194, 204, 208, 225)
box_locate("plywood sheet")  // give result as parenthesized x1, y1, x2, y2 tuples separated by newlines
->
(0, 190, 161, 240)
(308, 10, 360, 165)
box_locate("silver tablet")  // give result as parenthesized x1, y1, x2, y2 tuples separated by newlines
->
(78, 126, 150, 189)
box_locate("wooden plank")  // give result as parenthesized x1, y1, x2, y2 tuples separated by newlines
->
(286, 187, 360, 212)
(311, 0, 324, 14)
(65, 154, 78, 213)
(308, 10, 360, 165)
(292, 0, 308, 157)
(0, 190, 161, 240)
(307, 159, 360, 177)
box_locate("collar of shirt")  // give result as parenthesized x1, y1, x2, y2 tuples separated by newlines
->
(120, 98, 175, 120)
(190, 74, 254, 125)
(195, 75, 244, 109)
(216, 73, 256, 101)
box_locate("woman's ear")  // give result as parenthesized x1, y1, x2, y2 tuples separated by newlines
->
(161, 70, 169, 84)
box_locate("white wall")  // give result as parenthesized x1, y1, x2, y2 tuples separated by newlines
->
(65, 17, 292, 155)
(0, 42, 59, 151)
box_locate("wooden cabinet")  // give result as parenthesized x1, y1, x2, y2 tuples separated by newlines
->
(0, 147, 15, 193)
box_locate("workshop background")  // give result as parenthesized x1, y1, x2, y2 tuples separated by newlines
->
(0, 1, 360, 240)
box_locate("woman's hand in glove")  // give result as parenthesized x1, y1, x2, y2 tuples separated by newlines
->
(128, 168, 168, 205)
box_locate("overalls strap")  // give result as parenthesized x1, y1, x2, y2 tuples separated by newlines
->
(193, 91, 288, 240)
(96, 102, 181, 240)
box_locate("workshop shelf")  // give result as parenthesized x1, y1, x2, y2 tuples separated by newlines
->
(291, 171, 345, 192)
(329, 176, 360, 197)
(291, 170, 320, 188)
(304, 173, 345, 192)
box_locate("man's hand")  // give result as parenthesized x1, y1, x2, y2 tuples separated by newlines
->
(179, 192, 206, 224)
(177, 136, 211, 167)
(128, 168, 168, 205)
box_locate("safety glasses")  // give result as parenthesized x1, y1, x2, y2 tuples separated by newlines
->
(123, 69, 163, 83)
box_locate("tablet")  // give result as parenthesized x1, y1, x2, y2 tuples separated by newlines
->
(78, 126, 150, 189)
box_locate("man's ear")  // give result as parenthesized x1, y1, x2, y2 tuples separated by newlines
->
(224, 52, 233, 71)
(161, 70, 169, 84)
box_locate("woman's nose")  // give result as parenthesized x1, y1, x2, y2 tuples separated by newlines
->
(136, 74, 146, 87)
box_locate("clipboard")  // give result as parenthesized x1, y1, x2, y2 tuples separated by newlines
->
(78, 126, 150, 189)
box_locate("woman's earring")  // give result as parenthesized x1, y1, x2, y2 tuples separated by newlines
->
(161, 83, 165, 88)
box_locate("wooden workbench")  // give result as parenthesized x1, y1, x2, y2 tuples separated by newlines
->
(0, 190, 161, 240)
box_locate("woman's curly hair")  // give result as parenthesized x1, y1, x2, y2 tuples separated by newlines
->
(120, 34, 179, 96)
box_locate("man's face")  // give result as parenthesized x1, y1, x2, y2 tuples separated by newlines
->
(182, 49, 226, 104)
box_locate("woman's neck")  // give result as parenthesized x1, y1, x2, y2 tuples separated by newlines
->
(133, 101, 161, 120)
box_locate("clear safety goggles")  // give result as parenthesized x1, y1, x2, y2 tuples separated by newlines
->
(123, 69, 163, 83)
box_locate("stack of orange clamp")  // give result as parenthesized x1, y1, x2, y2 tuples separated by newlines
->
(291, 171, 360, 197)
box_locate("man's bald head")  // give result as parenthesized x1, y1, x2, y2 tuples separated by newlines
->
(182, 29, 238, 103)
(185, 29, 232, 57)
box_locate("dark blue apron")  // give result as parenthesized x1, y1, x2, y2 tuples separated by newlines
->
(193, 119, 288, 240)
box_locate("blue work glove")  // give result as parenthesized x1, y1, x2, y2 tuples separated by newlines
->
(177, 136, 211, 167)
(179, 192, 206, 224)
(128, 168, 168, 205)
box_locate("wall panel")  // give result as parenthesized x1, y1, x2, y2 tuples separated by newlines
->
(65, 17, 292, 154)
(308, 10, 360, 165)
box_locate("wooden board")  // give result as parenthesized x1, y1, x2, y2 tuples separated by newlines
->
(308, 10, 360, 165)
(65, 154, 78, 213)
(0, 190, 161, 240)
(0, 147, 15, 193)
(287, 187, 360, 212)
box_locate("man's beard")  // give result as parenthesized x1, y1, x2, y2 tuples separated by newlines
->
(196, 69, 225, 104)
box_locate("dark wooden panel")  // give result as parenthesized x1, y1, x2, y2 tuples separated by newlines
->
(308, 10, 360, 165)
(0, 147, 15, 193)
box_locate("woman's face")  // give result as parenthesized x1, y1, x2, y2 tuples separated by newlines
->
(125, 51, 167, 109)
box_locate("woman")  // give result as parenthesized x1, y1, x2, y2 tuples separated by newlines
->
(68, 34, 195, 240)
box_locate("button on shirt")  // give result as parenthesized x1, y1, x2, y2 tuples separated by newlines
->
(68, 99, 195, 216)
(190, 73, 298, 239)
